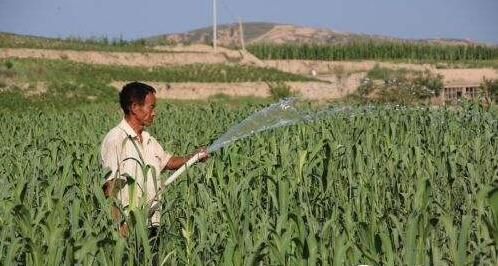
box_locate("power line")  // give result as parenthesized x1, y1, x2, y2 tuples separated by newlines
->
(219, 0, 239, 24)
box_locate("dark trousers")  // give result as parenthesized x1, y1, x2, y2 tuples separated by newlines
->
(148, 226, 160, 265)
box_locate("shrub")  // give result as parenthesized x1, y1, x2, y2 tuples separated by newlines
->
(367, 64, 409, 82)
(4, 60, 13, 69)
(357, 78, 374, 97)
(359, 68, 444, 104)
(268, 82, 293, 100)
(411, 70, 444, 98)
(480, 79, 498, 102)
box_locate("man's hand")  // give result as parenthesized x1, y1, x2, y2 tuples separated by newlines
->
(194, 147, 209, 162)
(165, 147, 209, 170)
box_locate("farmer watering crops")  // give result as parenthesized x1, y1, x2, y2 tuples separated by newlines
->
(100, 81, 208, 235)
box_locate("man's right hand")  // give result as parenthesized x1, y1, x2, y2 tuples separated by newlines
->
(195, 147, 209, 162)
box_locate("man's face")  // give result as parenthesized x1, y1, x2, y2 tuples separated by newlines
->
(132, 93, 156, 127)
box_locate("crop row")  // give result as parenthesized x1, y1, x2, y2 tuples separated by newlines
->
(248, 42, 498, 61)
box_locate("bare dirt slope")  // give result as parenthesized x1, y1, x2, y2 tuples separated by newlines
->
(0, 46, 265, 67)
(436, 69, 498, 86)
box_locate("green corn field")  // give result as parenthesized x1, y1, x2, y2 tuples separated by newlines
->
(248, 42, 498, 62)
(1, 102, 498, 265)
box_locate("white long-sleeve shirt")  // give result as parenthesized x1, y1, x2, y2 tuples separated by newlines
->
(100, 119, 172, 226)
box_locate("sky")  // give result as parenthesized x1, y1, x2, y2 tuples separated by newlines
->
(0, 0, 497, 44)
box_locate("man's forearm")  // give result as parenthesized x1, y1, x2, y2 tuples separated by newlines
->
(164, 155, 192, 171)
(163, 148, 209, 171)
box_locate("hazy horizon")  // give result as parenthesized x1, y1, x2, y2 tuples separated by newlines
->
(1, 0, 497, 44)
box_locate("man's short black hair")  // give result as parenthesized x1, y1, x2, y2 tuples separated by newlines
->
(119, 82, 156, 115)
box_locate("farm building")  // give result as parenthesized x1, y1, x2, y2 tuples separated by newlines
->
(435, 68, 498, 101)
(440, 83, 481, 101)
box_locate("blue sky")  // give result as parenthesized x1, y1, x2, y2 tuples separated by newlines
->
(1, 0, 497, 44)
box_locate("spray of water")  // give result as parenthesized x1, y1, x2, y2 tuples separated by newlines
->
(207, 97, 495, 155)
(207, 98, 374, 153)
(208, 98, 307, 153)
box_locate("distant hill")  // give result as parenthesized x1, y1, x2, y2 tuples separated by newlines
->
(1, 22, 494, 52)
(146, 22, 489, 47)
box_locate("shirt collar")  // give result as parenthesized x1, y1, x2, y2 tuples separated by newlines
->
(118, 118, 151, 144)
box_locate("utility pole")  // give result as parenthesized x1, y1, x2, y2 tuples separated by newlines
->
(239, 18, 245, 51)
(212, 0, 217, 51)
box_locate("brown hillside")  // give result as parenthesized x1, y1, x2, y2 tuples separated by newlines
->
(148, 22, 488, 47)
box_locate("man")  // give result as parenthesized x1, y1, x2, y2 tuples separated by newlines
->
(101, 81, 208, 234)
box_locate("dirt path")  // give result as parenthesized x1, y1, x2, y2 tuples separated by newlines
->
(0, 48, 228, 67)
(111, 75, 364, 100)
(267, 59, 498, 88)
(265, 59, 433, 75)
